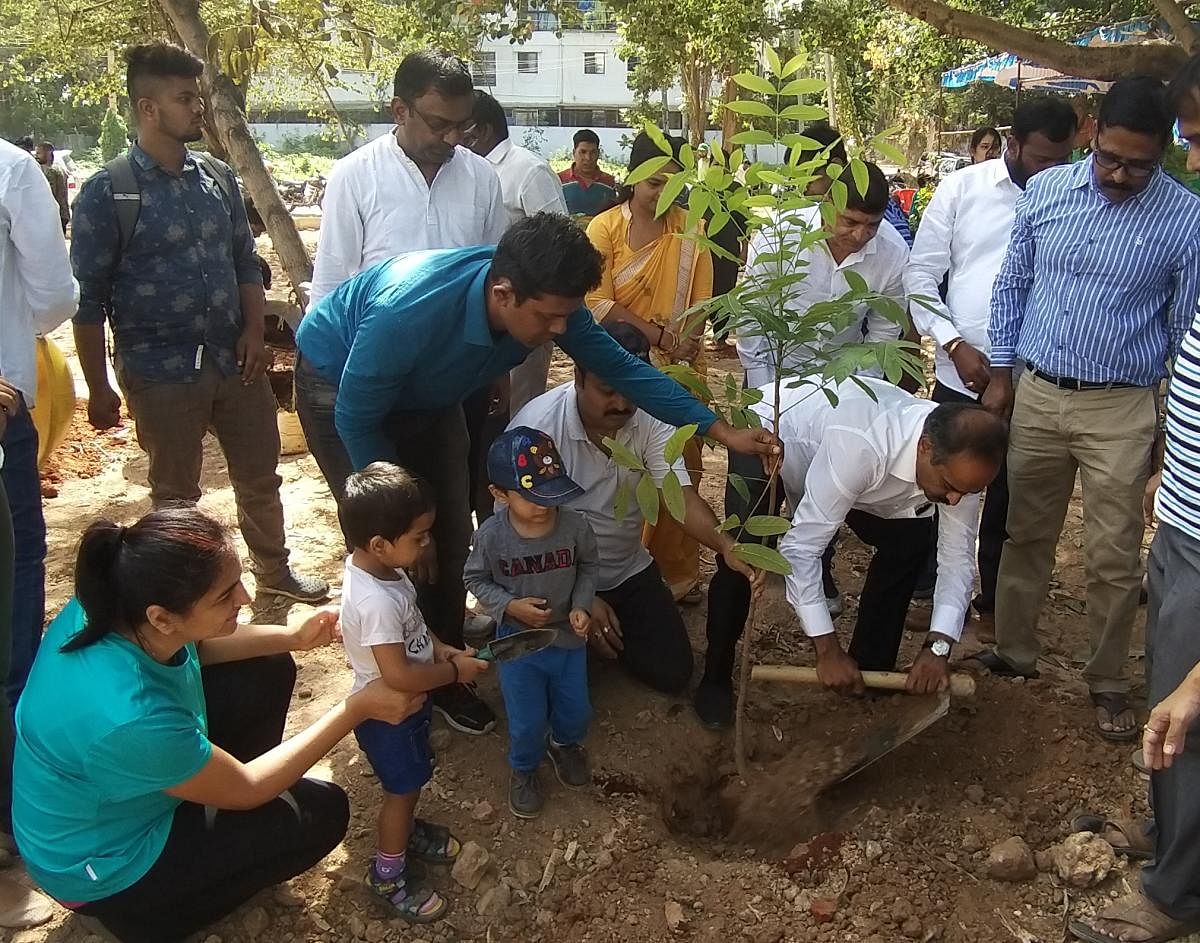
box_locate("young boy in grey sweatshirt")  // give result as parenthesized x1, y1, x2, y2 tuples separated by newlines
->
(464, 426, 599, 819)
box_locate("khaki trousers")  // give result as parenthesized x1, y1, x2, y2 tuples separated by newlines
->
(994, 373, 1155, 692)
(119, 359, 289, 581)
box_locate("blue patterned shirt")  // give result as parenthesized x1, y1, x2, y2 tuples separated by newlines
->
(70, 145, 262, 383)
(989, 156, 1200, 386)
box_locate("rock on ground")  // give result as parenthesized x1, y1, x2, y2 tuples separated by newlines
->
(986, 836, 1037, 882)
(451, 841, 492, 890)
(1050, 832, 1118, 888)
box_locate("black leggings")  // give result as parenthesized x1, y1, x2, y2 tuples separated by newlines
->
(76, 654, 350, 943)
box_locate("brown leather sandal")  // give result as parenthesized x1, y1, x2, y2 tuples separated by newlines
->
(1068, 892, 1200, 943)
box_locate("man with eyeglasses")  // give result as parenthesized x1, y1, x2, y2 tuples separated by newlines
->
(304, 50, 507, 736)
(973, 77, 1200, 744)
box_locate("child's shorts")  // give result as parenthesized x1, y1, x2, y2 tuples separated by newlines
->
(353, 700, 435, 795)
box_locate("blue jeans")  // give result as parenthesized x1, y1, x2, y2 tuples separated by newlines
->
(1, 405, 44, 708)
(498, 641, 590, 773)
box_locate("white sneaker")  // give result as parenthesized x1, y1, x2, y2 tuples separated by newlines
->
(0, 876, 53, 929)
(826, 594, 844, 618)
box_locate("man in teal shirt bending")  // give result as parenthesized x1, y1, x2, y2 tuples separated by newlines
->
(295, 212, 776, 734)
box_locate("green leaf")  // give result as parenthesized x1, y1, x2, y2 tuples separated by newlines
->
(724, 99, 776, 118)
(849, 157, 869, 200)
(732, 130, 774, 146)
(728, 472, 751, 504)
(624, 155, 672, 187)
(644, 122, 671, 155)
(778, 104, 827, 122)
(661, 364, 713, 402)
(679, 142, 695, 171)
(781, 52, 808, 78)
(732, 542, 792, 575)
(655, 171, 690, 218)
(732, 72, 776, 96)
(872, 137, 908, 166)
(764, 46, 782, 78)
(614, 481, 630, 521)
(830, 179, 848, 213)
(663, 423, 698, 464)
(661, 470, 686, 524)
(635, 472, 659, 526)
(843, 269, 868, 294)
(602, 436, 645, 472)
(740, 386, 764, 405)
(717, 514, 742, 533)
(779, 77, 827, 97)
(744, 514, 791, 537)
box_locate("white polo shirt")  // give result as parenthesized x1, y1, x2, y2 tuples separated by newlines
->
(310, 131, 507, 304)
(736, 204, 908, 388)
(757, 378, 979, 641)
(485, 138, 567, 224)
(905, 157, 1022, 396)
(510, 381, 689, 591)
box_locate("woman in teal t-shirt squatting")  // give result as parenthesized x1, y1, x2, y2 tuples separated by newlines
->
(12, 506, 423, 942)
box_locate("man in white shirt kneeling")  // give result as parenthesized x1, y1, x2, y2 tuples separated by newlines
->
(696, 379, 1007, 727)
(510, 322, 760, 695)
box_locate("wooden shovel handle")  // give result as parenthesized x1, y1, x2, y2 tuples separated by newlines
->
(750, 664, 976, 698)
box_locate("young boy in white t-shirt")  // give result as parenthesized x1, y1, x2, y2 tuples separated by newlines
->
(338, 462, 489, 924)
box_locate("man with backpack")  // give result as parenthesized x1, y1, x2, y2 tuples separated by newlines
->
(69, 41, 327, 603)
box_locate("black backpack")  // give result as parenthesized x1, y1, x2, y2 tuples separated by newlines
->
(105, 150, 238, 255)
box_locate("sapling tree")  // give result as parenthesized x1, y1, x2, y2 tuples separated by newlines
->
(603, 47, 928, 776)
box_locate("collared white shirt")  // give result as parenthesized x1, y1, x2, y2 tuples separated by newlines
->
(737, 205, 908, 388)
(310, 132, 507, 304)
(510, 381, 689, 590)
(0, 140, 78, 403)
(755, 378, 978, 641)
(906, 157, 1021, 396)
(485, 138, 567, 224)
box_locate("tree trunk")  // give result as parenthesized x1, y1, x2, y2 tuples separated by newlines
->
(879, 0, 1187, 81)
(1152, 0, 1200, 55)
(154, 0, 314, 293)
(720, 76, 739, 151)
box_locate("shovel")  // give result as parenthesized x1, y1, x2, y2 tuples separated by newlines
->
(750, 666, 975, 785)
(476, 627, 558, 663)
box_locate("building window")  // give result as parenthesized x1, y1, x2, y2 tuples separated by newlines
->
(518, 51, 539, 74)
(584, 52, 606, 75)
(472, 52, 496, 86)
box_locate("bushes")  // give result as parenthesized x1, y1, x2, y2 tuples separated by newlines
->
(98, 108, 127, 162)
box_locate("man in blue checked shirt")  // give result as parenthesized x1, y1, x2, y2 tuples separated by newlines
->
(973, 77, 1200, 743)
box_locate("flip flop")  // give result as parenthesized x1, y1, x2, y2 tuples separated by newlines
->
(1068, 891, 1200, 943)
(1069, 813, 1154, 860)
(1092, 692, 1139, 742)
(964, 649, 1040, 679)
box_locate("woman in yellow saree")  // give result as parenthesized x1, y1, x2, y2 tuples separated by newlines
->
(585, 132, 714, 603)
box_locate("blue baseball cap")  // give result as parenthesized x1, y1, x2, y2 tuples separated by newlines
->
(487, 426, 584, 507)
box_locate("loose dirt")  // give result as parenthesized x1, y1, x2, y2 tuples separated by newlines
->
(11, 248, 1185, 943)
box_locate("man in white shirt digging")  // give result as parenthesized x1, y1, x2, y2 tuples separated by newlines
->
(904, 98, 1076, 627)
(466, 91, 569, 416)
(696, 379, 1007, 726)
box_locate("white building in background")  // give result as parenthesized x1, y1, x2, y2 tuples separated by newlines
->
(248, 1, 695, 161)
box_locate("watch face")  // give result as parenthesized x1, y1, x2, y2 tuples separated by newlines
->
(931, 639, 951, 657)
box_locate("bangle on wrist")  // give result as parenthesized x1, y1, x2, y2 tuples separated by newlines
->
(659, 327, 679, 352)
(655, 324, 665, 347)
(449, 658, 460, 683)
(944, 337, 965, 356)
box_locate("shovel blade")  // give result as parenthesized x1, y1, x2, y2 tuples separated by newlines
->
(832, 691, 950, 786)
(479, 628, 558, 663)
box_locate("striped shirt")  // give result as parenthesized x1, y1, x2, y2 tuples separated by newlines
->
(990, 157, 1200, 386)
(1158, 313, 1200, 541)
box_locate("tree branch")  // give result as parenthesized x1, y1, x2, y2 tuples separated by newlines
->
(879, 0, 1188, 82)
(1151, 0, 1200, 56)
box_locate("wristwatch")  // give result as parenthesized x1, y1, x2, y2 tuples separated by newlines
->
(926, 636, 952, 658)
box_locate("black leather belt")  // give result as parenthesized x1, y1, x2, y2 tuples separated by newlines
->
(1027, 365, 1138, 391)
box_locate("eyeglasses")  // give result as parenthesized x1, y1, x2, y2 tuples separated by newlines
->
(406, 100, 476, 140)
(1093, 147, 1159, 179)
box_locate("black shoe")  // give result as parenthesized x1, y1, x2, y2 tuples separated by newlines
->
(547, 740, 590, 788)
(966, 648, 1039, 680)
(693, 679, 734, 729)
(432, 684, 496, 735)
(257, 569, 330, 603)
(509, 770, 544, 819)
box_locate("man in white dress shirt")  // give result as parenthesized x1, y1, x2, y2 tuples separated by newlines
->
(466, 91, 569, 415)
(905, 98, 1076, 628)
(511, 322, 760, 695)
(696, 379, 1007, 725)
(302, 50, 508, 734)
(736, 160, 908, 388)
(0, 135, 78, 928)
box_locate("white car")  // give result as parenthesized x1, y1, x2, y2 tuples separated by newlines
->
(53, 150, 83, 205)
